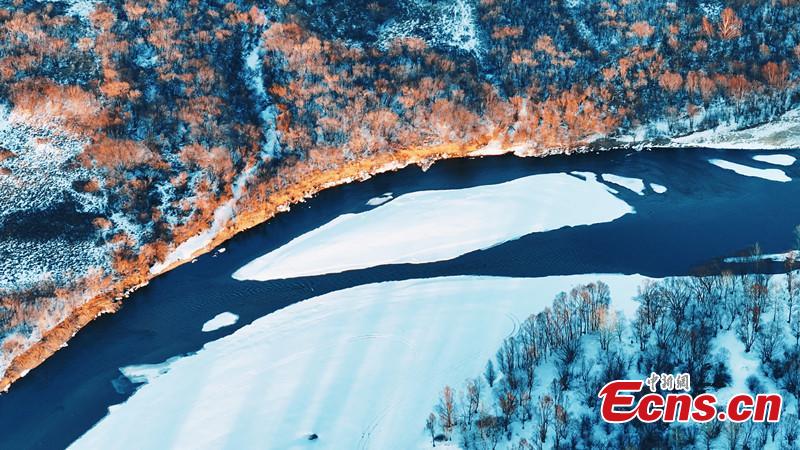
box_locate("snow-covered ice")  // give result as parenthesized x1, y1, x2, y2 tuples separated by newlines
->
(601, 174, 646, 195)
(709, 158, 791, 182)
(201, 312, 239, 332)
(649, 183, 667, 194)
(752, 154, 796, 166)
(233, 173, 634, 281)
(71, 274, 649, 450)
(366, 193, 393, 206)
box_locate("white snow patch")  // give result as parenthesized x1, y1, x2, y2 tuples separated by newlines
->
(709, 159, 791, 182)
(378, 0, 484, 58)
(723, 250, 799, 264)
(233, 173, 633, 281)
(649, 183, 667, 194)
(601, 173, 646, 195)
(201, 312, 239, 332)
(752, 154, 796, 166)
(65, 0, 99, 18)
(71, 274, 649, 450)
(673, 107, 800, 150)
(366, 193, 393, 206)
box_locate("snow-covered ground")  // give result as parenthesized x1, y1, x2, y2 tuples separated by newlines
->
(233, 173, 633, 281)
(201, 312, 239, 332)
(708, 158, 791, 182)
(672, 108, 800, 150)
(723, 250, 799, 264)
(0, 102, 109, 290)
(71, 274, 649, 450)
(377, 0, 484, 57)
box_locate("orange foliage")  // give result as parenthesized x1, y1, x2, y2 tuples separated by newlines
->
(179, 144, 235, 183)
(658, 72, 683, 92)
(762, 61, 789, 89)
(89, 5, 116, 31)
(718, 8, 742, 40)
(629, 21, 654, 38)
(83, 137, 162, 171)
(10, 79, 109, 132)
(492, 26, 523, 40)
(700, 16, 715, 37)
(692, 40, 707, 54)
(99, 80, 131, 98)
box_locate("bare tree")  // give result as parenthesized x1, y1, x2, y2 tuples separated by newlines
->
(613, 310, 626, 343)
(498, 389, 518, 433)
(787, 255, 797, 324)
(757, 308, 783, 363)
(425, 413, 437, 447)
(792, 308, 800, 347)
(597, 307, 615, 352)
(536, 395, 553, 444)
(553, 404, 569, 449)
(723, 421, 742, 450)
(484, 359, 496, 388)
(463, 378, 482, 427)
(437, 386, 457, 437)
(497, 337, 519, 391)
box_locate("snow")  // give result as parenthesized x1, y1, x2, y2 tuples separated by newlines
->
(233, 173, 634, 281)
(377, 0, 483, 58)
(709, 159, 791, 182)
(120, 355, 185, 385)
(0, 99, 109, 291)
(65, 0, 100, 19)
(753, 154, 796, 166)
(723, 250, 798, 264)
(201, 312, 239, 332)
(673, 107, 800, 150)
(601, 174, 646, 195)
(71, 274, 649, 450)
(366, 193, 393, 206)
(649, 183, 667, 194)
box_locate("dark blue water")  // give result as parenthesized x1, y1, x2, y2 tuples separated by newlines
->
(2, 147, 800, 449)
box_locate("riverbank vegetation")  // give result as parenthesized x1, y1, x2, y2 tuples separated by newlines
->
(3, 0, 800, 390)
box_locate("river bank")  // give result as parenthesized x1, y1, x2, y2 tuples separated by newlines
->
(0, 137, 569, 393)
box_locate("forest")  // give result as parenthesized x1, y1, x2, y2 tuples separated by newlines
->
(425, 248, 800, 449)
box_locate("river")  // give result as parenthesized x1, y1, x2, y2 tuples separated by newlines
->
(1, 147, 799, 449)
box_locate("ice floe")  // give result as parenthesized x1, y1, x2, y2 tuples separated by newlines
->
(601, 173, 646, 195)
(71, 274, 650, 450)
(233, 173, 633, 281)
(752, 154, 796, 166)
(649, 183, 667, 194)
(366, 193, 393, 206)
(201, 312, 239, 332)
(709, 159, 791, 182)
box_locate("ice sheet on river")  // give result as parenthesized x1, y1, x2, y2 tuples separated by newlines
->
(233, 173, 633, 281)
(709, 158, 791, 182)
(71, 274, 649, 450)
